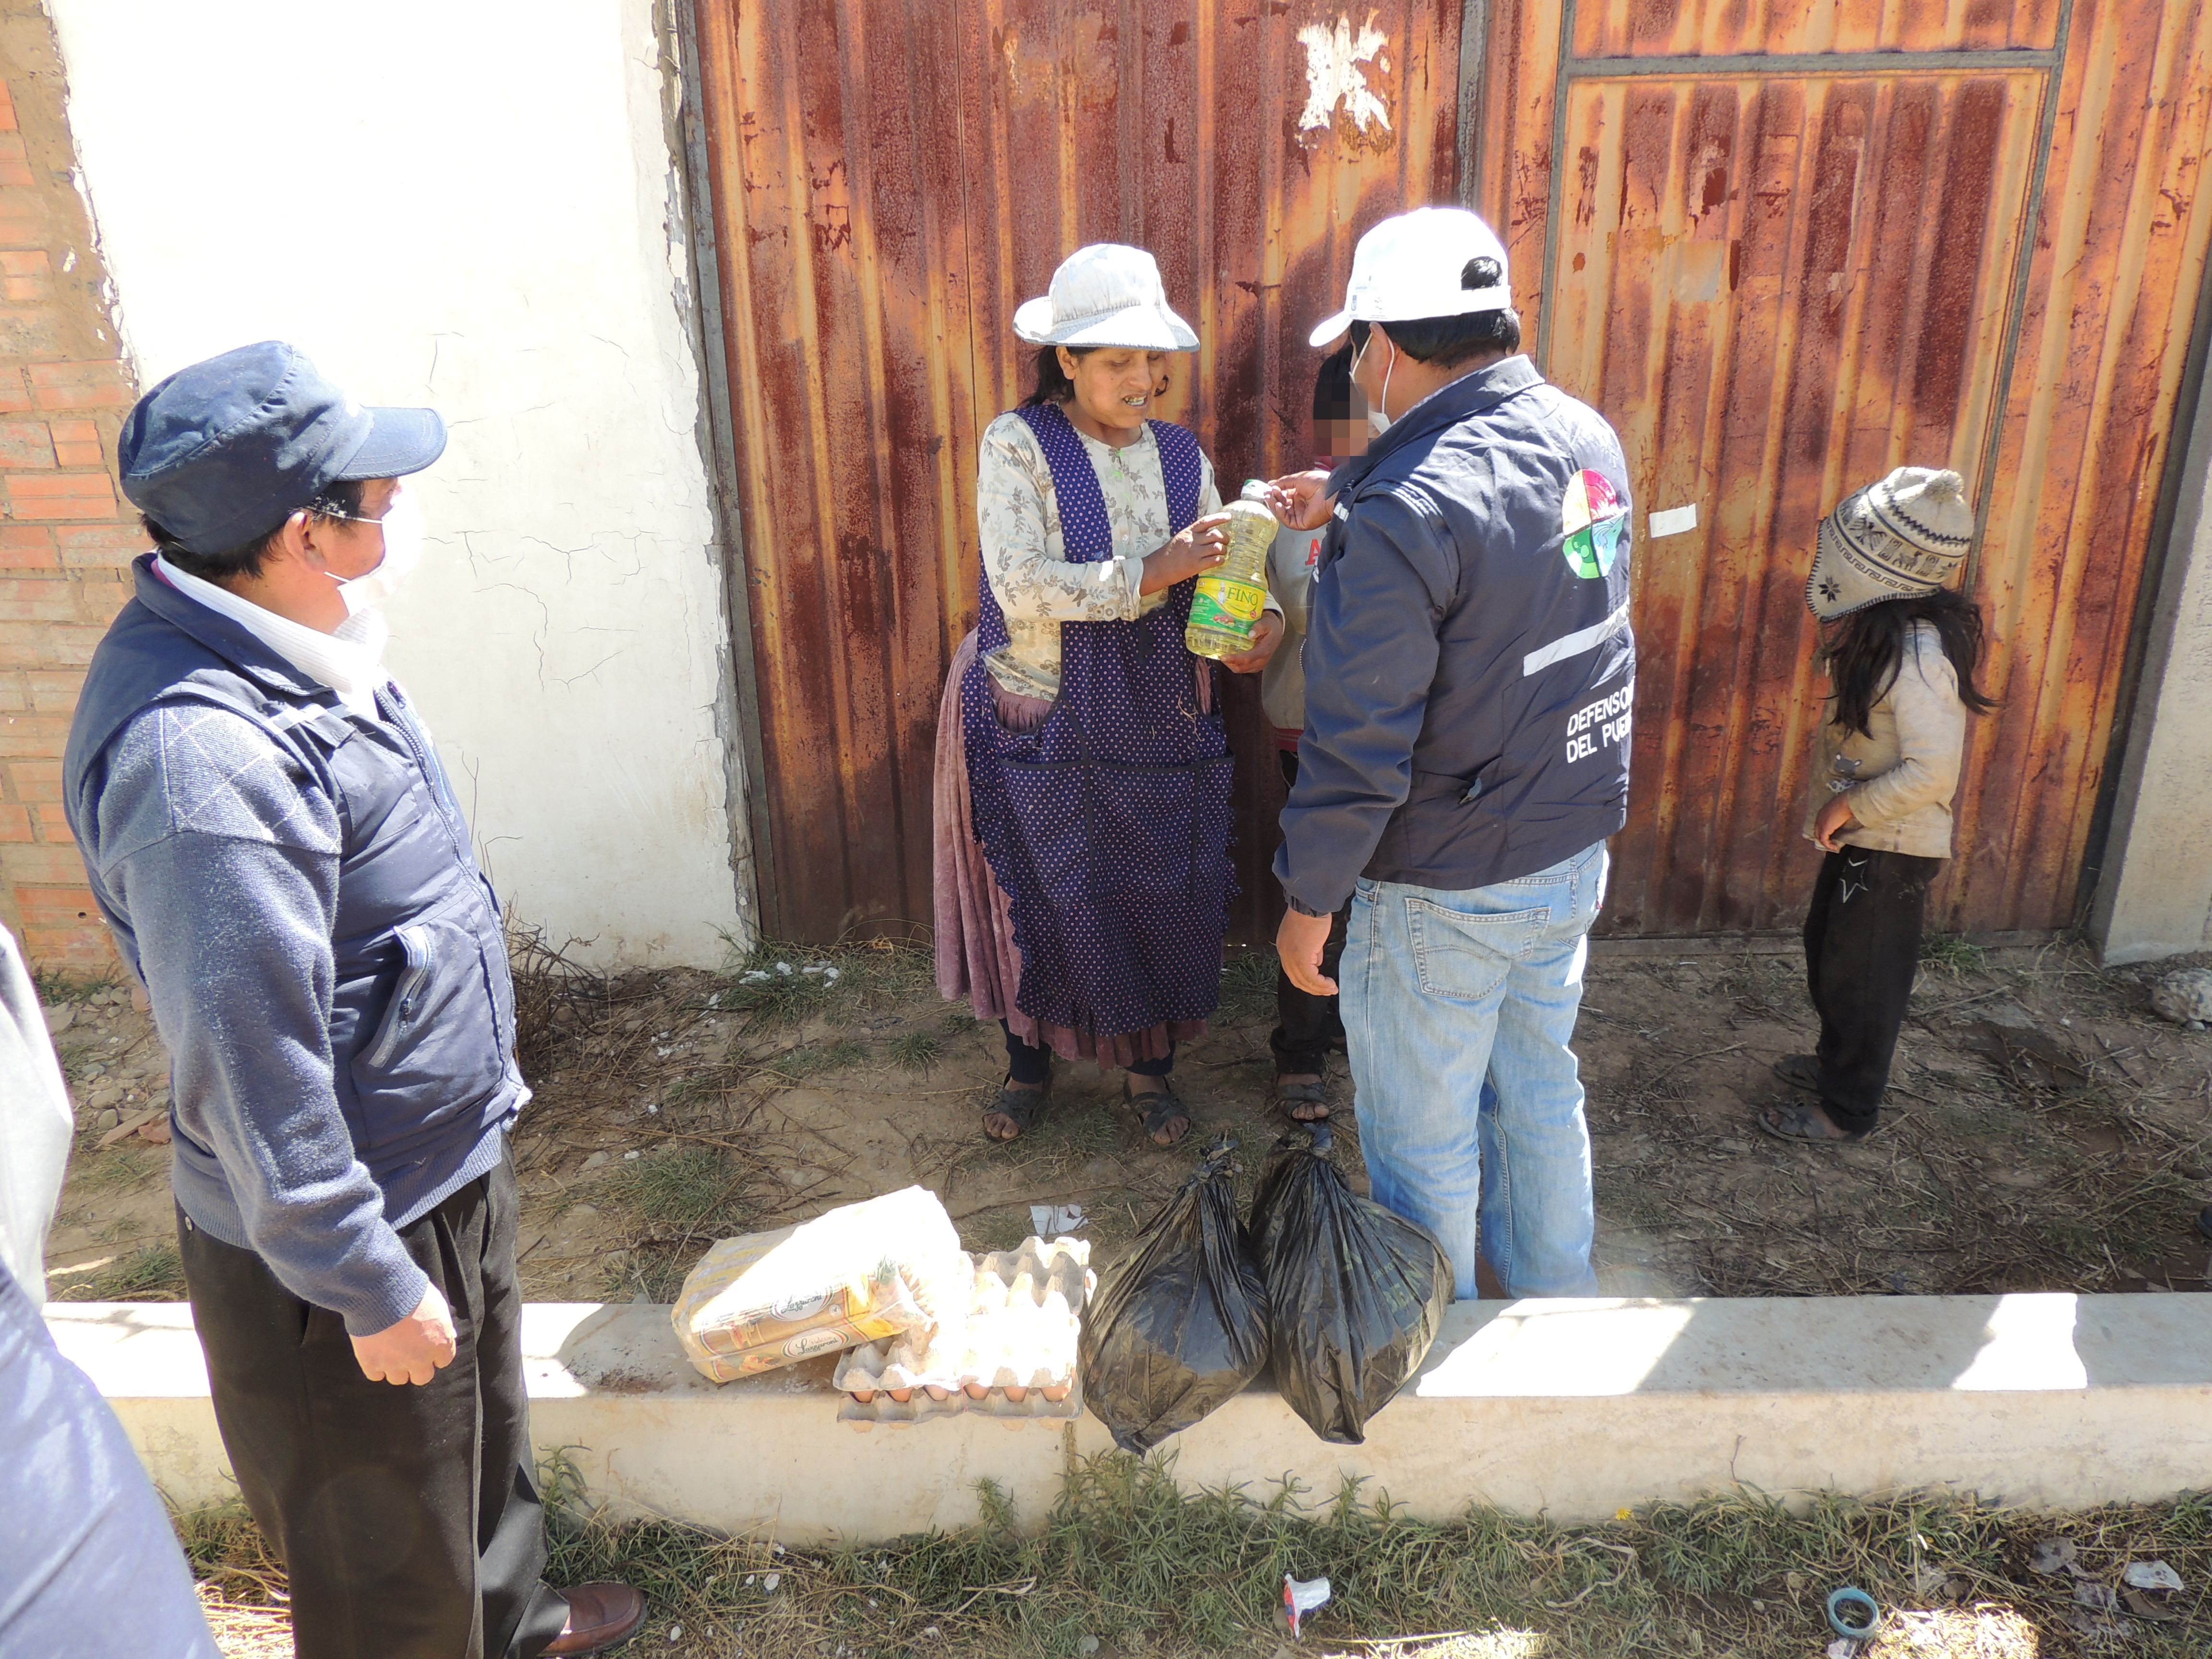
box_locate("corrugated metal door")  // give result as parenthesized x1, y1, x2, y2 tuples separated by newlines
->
(687, 0, 1462, 942)
(1472, 0, 2212, 935)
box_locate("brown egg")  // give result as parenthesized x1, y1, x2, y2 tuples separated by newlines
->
(964, 1382, 990, 1401)
(1041, 1383, 1070, 1403)
(925, 1384, 950, 1401)
(1003, 1384, 1028, 1403)
(850, 1388, 875, 1405)
(889, 1387, 913, 1403)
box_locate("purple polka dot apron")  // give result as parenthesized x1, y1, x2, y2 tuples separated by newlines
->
(961, 402, 1233, 1042)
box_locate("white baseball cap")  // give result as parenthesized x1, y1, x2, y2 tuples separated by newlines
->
(1306, 207, 1514, 349)
(1013, 244, 1200, 351)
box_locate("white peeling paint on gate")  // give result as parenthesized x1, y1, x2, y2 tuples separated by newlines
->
(1296, 16, 1393, 139)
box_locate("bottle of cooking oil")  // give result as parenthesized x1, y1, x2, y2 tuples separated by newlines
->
(1185, 480, 1276, 660)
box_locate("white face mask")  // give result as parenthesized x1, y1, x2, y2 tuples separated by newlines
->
(1354, 330, 1396, 437)
(326, 484, 425, 617)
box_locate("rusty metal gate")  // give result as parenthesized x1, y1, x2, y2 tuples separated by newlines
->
(1471, 0, 2212, 936)
(685, 0, 2212, 944)
(682, 0, 1462, 942)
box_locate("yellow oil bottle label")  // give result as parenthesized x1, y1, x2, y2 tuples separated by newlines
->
(1190, 577, 1267, 631)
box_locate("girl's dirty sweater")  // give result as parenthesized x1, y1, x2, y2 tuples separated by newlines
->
(1802, 619, 1965, 860)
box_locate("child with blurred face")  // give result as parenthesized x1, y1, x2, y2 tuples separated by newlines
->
(1261, 346, 1367, 1124)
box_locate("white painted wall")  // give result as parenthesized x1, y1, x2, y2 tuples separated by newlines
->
(2092, 353, 2212, 964)
(48, 0, 747, 965)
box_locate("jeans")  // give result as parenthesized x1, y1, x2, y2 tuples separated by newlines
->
(1803, 846, 1939, 1133)
(1341, 840, 1608, 1301)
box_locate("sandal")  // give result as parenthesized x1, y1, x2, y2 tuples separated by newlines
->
(1124, 1080, 1192, 1148)
(1756, 1101, 1866, 1145)
(982, 1079, 1049, 1142)
(1771, 1054, 1821, 1095)
(1273, 1077, 1332, 1124)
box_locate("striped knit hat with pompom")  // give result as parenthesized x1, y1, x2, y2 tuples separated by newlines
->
(1807, 467, 1973, 621)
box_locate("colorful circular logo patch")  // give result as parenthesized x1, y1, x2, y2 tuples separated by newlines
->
(1562, 470, 1627, 579)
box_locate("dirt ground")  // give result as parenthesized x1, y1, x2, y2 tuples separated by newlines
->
(40, 931, 2212, 1307)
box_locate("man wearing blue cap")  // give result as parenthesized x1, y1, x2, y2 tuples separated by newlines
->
(62, 343, 642, 1657)
(1269, 209, 1634, 1305)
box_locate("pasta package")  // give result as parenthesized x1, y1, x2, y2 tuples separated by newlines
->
(671, 1185, 967, 1382)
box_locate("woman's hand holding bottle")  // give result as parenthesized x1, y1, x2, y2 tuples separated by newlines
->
(1141, 511, 1233, 594)
(1218, 610, 1284, 675)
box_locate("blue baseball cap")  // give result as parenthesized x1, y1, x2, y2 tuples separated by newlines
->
(119, 341, 447, 554)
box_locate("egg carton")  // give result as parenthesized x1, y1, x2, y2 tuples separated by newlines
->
(832, 1321, 961, 1395)
(834, 1382, 970, 1430)
(959, 1235, 1092, 1390)
(832, 1314, 963, 1397)
(832, 1236, 1093, 1427)
(835, 1374, 1084, 1431)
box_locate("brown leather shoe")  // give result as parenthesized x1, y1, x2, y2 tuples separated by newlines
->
(541, 1582, 646, 1655)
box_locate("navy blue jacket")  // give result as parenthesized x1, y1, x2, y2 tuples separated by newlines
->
(1276, 355, 1635, 913)
(63, 558, 525, 1334)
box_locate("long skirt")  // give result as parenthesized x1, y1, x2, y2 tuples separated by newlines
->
(932, 630, 1208, 1068)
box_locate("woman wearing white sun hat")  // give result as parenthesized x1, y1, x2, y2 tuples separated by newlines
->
(932, 244, 1283, 1148)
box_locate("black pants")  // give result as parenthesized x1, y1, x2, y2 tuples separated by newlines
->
(1002, 1022, 1173, 1084)
(177, 1144, 569, 1659)
(1803, 847, 1940, 1134)
(1272, 749, 1347, 1075)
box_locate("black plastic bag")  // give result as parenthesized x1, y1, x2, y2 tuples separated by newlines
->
(1249, 1123, 1451, 1444)
(1080, 1136, 1267, 1454)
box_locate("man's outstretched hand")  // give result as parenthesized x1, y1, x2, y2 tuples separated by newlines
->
(1266, 470, 1335, 532)
(352, 1283, 457, 1385)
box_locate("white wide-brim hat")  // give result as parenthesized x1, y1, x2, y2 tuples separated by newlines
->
(1806, 466, 1975, 620)
(1013, 243, 1199, 351)
(1307, 206, 1514, 348)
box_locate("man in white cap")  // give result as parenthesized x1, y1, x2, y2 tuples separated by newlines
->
(1269, 207, 1634, 1301)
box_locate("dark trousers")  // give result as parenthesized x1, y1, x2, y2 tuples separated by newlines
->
(177, 1144, 569, 1659)
(1803, 846, 1940, 1133)
(1272, 749, 1347, 1075)
(1002, 1022, 1173, 1083)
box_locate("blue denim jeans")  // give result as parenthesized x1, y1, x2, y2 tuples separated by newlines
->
(1340, 840, 1608, 1300)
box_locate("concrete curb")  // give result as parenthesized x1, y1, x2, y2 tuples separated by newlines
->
(48, 1293, 2212, 1543)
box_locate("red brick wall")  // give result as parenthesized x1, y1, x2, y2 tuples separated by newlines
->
(0, 11, 141, 969)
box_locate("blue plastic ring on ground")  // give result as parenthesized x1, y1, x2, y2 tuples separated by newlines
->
(1826, 1586, 1881, 1638)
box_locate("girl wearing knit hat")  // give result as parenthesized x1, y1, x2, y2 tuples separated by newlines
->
(1761, 467, 1997, 1145)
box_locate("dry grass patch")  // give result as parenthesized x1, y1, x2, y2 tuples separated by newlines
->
(176, 1457, 2212, 1659)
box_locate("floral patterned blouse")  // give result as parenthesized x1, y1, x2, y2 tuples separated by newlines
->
(978, 409, 1274, 700)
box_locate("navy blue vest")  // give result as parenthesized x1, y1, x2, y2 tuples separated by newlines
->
(63, 557, 524, 1223)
